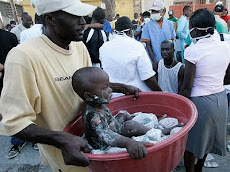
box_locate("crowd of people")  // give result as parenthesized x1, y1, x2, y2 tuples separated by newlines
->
(0, 0, 230, 172)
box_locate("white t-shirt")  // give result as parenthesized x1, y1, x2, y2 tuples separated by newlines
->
(10, 24, 27, 43)
(185, 36, 230, 97)
(100, 34, 155, 97)
(20, 24, 43, 43)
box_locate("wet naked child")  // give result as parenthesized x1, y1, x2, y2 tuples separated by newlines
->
(72, 67, 181, 159)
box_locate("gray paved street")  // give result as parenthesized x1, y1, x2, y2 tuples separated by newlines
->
(0, 136, 51, 172)
(174, 133, 230, 172)
(0, 134, 229, 172)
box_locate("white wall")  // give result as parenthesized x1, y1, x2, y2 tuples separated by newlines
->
(227, 0, 230, 13)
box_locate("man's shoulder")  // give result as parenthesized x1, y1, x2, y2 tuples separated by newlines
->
(22, 24, 42, 33)
(143, 20, 155, 28)
(0, 29, 16, 38)
(72, 41, 88, 52)
(178, 15, 186, 22)
(130, 38, 143, 46)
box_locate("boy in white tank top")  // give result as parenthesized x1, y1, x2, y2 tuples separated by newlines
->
(153, 40, 185, 94)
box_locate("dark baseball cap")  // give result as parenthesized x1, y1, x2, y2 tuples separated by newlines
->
(214, 4, 224, 12)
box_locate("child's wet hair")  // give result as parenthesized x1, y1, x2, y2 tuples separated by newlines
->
(72, 67, 105, 100)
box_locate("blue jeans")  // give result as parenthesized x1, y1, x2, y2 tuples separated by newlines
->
(10, 137, 25, 146)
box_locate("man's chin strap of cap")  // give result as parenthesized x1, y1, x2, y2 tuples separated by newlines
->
(114, 28, 131, 36)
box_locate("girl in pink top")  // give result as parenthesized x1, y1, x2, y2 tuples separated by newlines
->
(180, 8, 230, 172)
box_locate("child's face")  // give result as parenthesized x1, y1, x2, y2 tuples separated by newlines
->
(91, 72, 112, 103)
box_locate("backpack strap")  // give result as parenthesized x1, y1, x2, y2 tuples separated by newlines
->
(101, 30, 108, 42)
(219, 33, 224, 41)
(86, 29, 95, 43)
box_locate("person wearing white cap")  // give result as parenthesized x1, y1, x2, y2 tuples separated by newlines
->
(0, 0, 141, 171)
(141, 0, 176, 64)
(168, 10, 178, 23)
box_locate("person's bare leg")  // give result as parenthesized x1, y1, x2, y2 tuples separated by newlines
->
(115, 112, 133, 124)
(158, 114, 168, 121)
(184, 150, 196, 172)
(194, 154, 207, 172)
(121, 121, 151, 137)
(161, 123, 184, 135)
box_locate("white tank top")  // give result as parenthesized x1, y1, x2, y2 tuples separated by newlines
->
(158, 59, 183, 94)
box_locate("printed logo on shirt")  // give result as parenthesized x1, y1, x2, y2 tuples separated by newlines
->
(55, 76, 71, 82)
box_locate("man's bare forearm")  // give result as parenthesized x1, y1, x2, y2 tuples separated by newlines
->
(14, 124, 69, 149)
(109, 82, 125, 93)
(146, 42, 156, 64)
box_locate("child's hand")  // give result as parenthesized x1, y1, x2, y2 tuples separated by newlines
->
(126, 140, 147, 160)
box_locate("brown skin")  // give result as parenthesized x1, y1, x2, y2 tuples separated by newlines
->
(153, 41, 185, 93)
(184, 7, 193, 18)
(144, 76, 162, 91)
(13, 11, 142, 167)
(0, 63, 3, 79)
(22, 14, 33, 28)
(83, 71, 148, 160)
(224, 64, 230, 85)
(84, 23, 104, 31)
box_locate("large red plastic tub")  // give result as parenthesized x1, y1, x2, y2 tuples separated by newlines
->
(64, 92, 197, 172)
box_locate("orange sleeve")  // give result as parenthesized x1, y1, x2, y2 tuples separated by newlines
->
(141, 39, 151, 43)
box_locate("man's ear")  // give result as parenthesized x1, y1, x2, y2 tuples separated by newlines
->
(44, 14, 56, 27)
(84, 92, 94, 101)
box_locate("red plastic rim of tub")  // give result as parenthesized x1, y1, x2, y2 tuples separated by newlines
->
(67, 92, 198, 161)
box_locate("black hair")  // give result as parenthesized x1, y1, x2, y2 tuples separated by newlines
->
(189, 8, 215, 35)
(5, 24, 12, 30)
(21, 12, 29, 20)
(92, 7, 106, 22)
(142, 11, 150, 17)
(35, 13, 42, 24)
(134, 13, 138, 16)
(115, 16, 133, 31)
(183, 5, 192, 12)
(10, 21, 16, 25)
(161, 40, 174, 49)
(214, 4, 224, 12)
